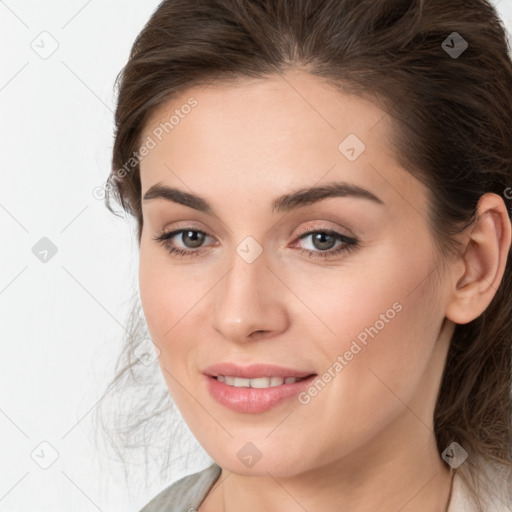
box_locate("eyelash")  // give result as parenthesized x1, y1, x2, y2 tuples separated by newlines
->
(153, 227, 359, 260)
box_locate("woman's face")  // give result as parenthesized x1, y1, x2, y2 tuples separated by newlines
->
(137, 69, 455, 477)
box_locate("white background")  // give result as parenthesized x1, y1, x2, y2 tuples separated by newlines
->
(1, 1, 512, 511)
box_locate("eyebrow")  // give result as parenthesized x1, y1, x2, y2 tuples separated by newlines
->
(142, 181, 384, 214)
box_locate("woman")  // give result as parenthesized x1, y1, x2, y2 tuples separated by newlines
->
(104, 0, 512, 510)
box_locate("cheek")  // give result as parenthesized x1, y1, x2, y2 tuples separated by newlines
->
(138, 239, 201, 338)
(138, 244, 212, 392)
(139, 256, 169, 339)
(300, 243, 441, 434)
(291, 236, 437, 357)
(138, 262, 191, 406)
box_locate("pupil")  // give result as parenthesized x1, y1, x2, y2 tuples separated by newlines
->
(183, 230, 204, 248)
(313, 233, 335, 250)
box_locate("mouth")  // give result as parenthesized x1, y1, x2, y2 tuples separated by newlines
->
(203, 362, 316, 381)
(213, 374, 315, 388)
(204, 369, 318, 414)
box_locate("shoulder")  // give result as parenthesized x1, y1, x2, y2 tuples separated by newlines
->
(139, 463, 222, 512)
(448, 459, 512, 512)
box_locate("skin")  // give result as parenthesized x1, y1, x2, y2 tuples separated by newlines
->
(137, 69, 511, 512)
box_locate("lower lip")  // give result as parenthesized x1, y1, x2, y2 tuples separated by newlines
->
(205, 374, 317, 413)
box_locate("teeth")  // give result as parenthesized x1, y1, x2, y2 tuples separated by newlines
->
(216, 375, 302, 388)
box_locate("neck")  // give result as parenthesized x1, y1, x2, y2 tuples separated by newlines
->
(200, 431, 454, 512)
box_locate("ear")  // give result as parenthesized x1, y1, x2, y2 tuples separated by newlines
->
(445, 193, 512, 325)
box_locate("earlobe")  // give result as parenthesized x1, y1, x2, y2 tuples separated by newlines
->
(445, 193, 512, 325)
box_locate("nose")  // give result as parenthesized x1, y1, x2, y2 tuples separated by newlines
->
(211, 246, 290, 343)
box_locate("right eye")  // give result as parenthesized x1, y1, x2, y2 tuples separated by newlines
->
(153, 228, 215, 257)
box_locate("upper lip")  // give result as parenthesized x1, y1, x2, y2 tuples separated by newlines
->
(203, 362, 316, 379)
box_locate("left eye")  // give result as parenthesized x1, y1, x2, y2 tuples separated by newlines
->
(297, 231, 343, 251)
(153, 228, 358, 259)
(293, 229, 359, 259)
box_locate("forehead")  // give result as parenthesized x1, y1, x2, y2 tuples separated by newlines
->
(141, 70, 390, 150)
(138, 70, 428, 217)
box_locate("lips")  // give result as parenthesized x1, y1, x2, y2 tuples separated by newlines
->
(202, 362, 316, 379)
(205, 372, 318, 413)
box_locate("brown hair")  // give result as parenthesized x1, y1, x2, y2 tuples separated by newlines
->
(98, 0, 512, 505)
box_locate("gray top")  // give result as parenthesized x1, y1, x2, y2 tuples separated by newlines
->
(139, 463, 222, 512)
(139, 461, 511, 512)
